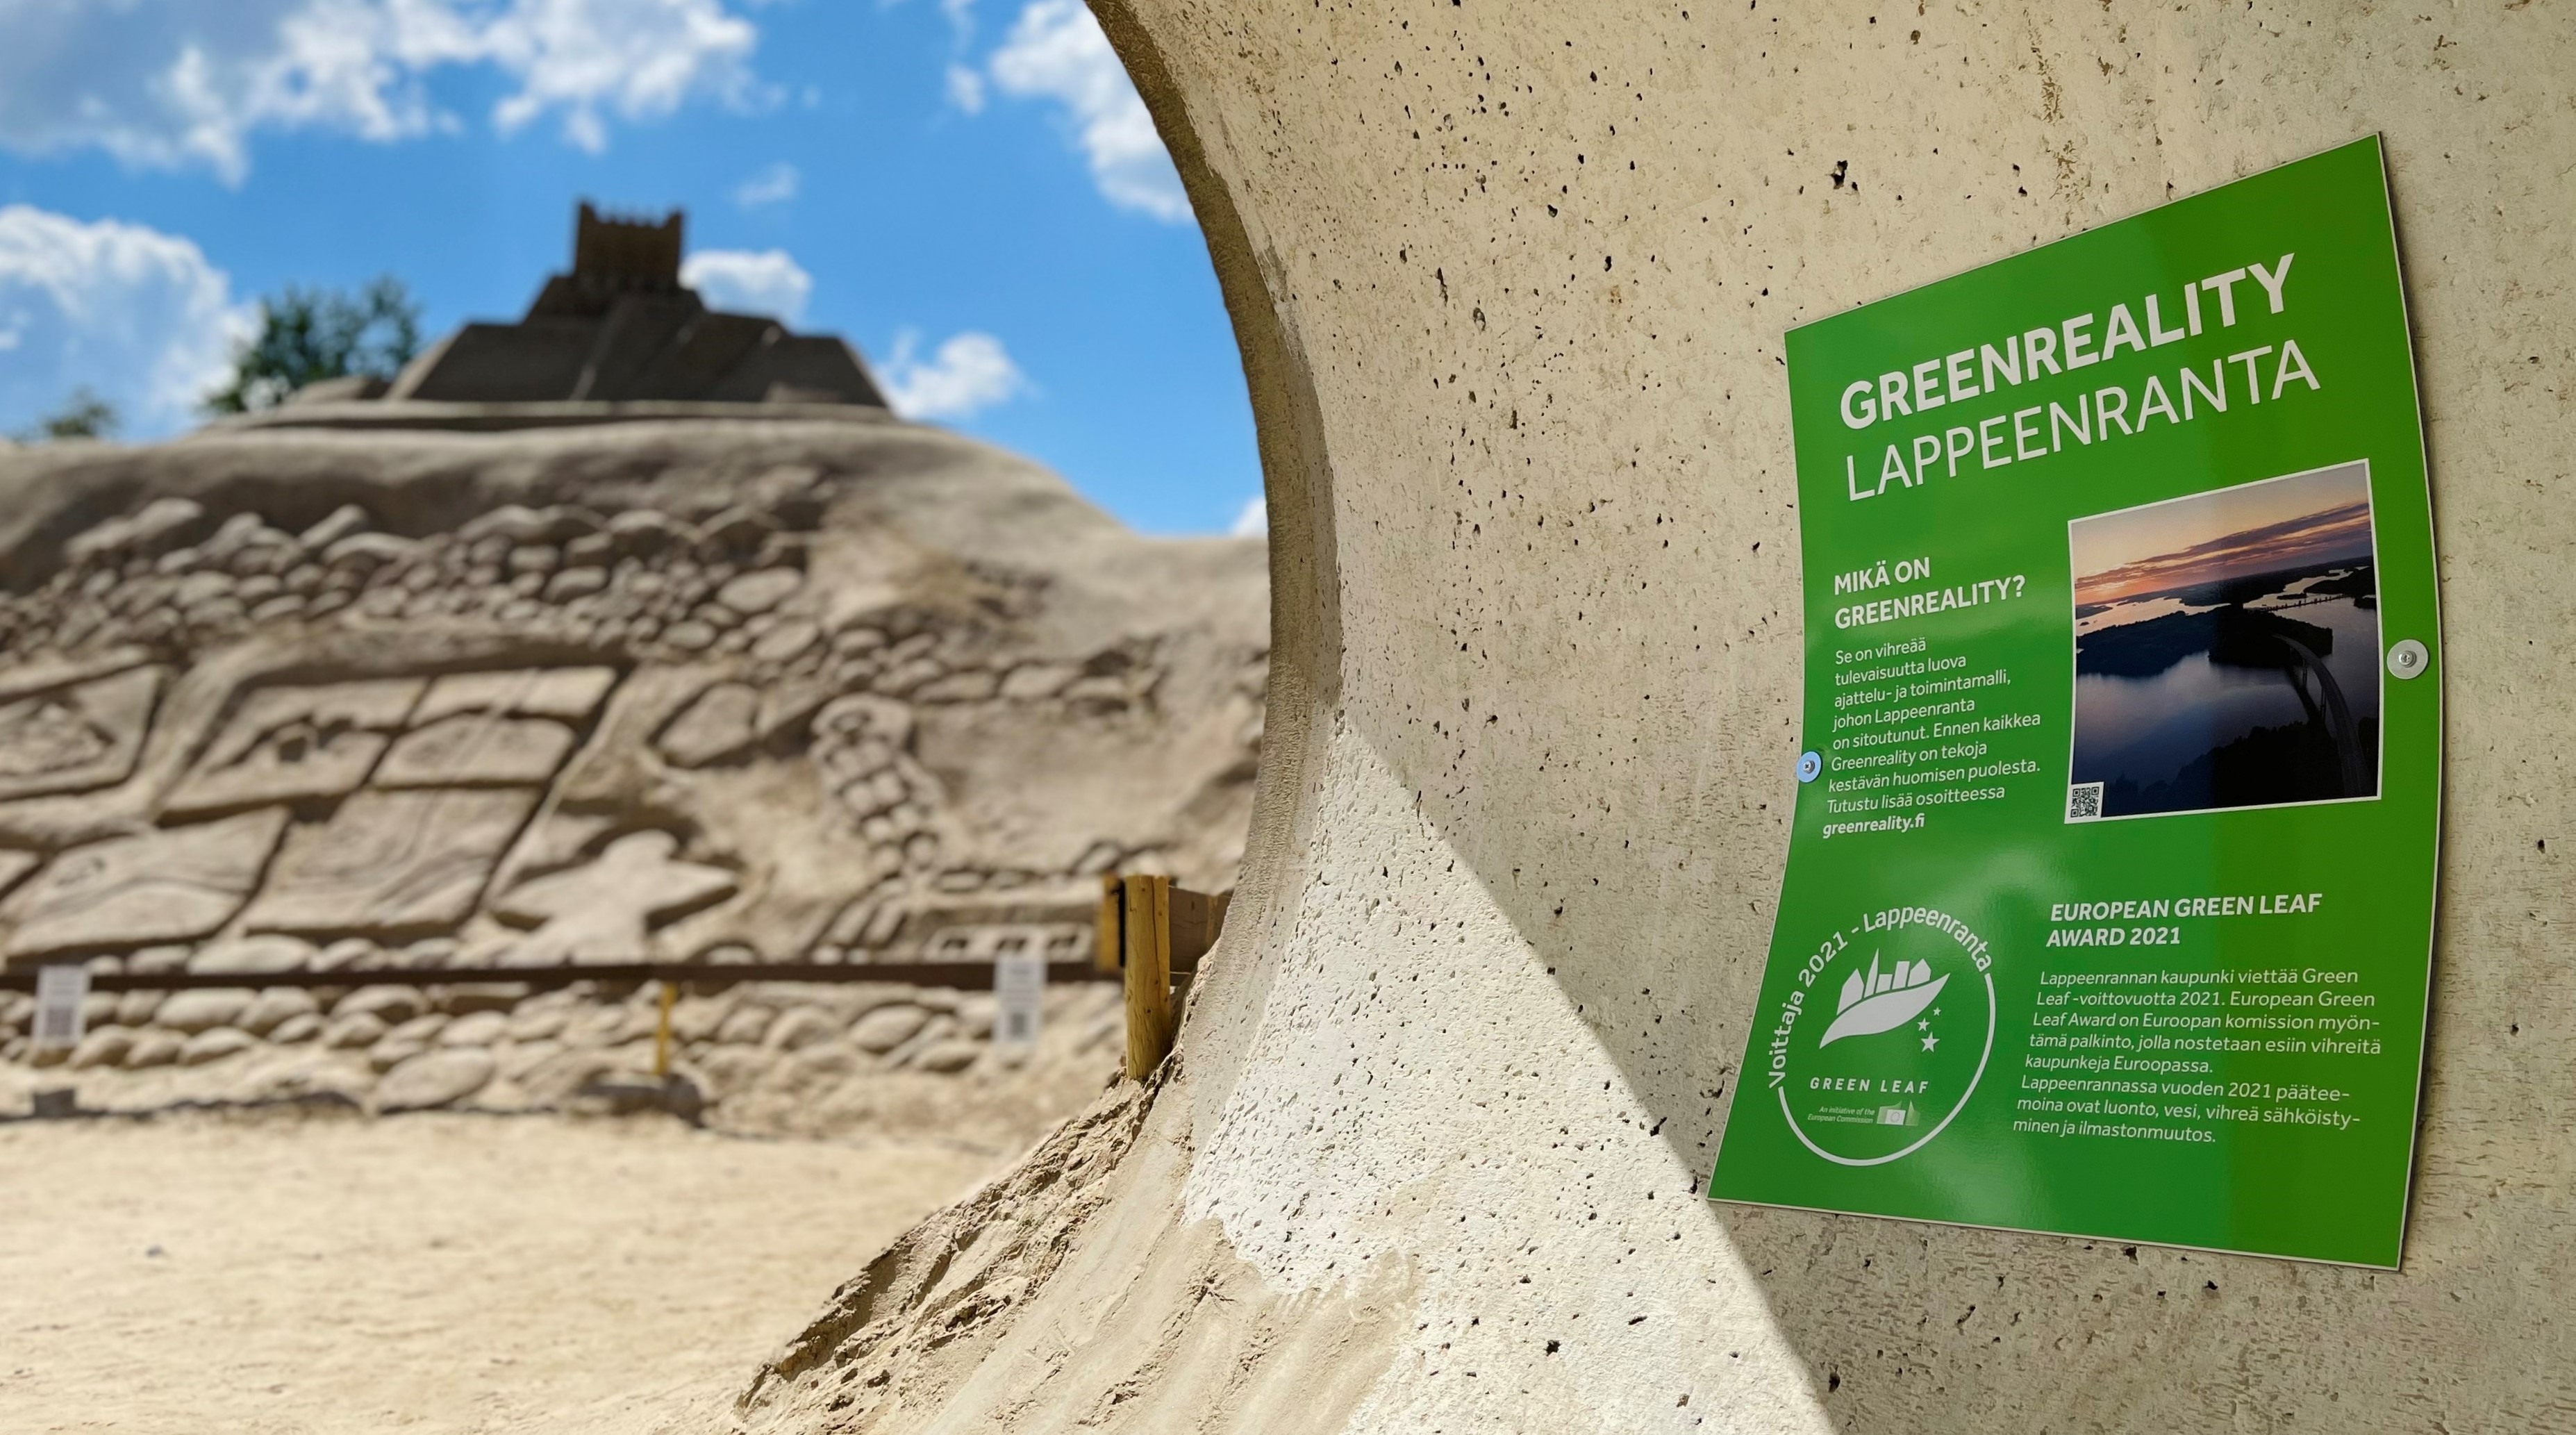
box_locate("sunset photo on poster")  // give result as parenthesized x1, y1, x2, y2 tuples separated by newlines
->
(2066, 462, 2381, 821)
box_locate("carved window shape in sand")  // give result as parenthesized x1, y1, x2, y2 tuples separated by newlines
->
(375, 667, 616, 788)
(163, 678, 424, 816)
(1, 808, 290, 959)
(0, 664, 165, 802)
(241, 788, 542, 938)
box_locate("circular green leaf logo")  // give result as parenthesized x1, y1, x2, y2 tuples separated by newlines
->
(1773, 906, 1996, 1166)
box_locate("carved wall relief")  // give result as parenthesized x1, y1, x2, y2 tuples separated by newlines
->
(915, 922, 1090, 963)
(0, 445, 1257, 982)
(656, 682, 761, 768)
(811, 694, 943, 865)
(163, 679, 424, 815)
(376, 715, 576, 787)
(1, 808, 290, 958)
(0, 665, 165, 802)
(242, 788, 540, 937)
(413, 667, 618, 724)
(378, 666, 617, 787)
(487, 830, 738, 965)
(137, 666, 620, 937)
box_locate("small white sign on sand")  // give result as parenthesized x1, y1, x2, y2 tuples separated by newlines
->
(32, 965, 90, 1050)
(995, 953, 1046, 1051)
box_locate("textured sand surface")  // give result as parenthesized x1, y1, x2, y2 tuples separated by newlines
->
(0, 414, 1265, 1143)
(0, 1111, 992, 1434)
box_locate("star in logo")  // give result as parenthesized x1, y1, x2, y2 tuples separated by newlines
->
(1918, 1018, 1931, 1031)
(1921, 1031, 1940, 1052)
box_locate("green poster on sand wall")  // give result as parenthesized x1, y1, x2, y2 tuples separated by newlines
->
(1707, 137, 2441, 1269)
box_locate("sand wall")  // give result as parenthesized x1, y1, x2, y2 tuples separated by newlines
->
(0, 416, 1265, 1147)
(744, 6, 2574, 1429)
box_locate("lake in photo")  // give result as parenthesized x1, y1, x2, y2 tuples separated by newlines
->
(2067, 463, 2382, 820)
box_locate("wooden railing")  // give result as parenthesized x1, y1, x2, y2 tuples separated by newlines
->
(0, 960, 1110, 994)
(5, 874, 1231, 1084)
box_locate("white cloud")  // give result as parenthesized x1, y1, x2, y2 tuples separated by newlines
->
(733, 160, 799, 208)
(943, 63, 986, 115)
(0, 0, 760, 183)
(987, 0, 1188, 222)
(0, 206, 256, 437)
(879, 330, 1027, 421)
(1229, 495, 1268, 538)
(681, 248, 812, 324)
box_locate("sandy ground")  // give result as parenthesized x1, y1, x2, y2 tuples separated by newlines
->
(0, 1109, 997, 1434)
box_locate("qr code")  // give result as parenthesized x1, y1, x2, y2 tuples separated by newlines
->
(2066, 782, 2105, 822)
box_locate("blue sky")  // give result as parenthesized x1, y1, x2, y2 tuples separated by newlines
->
(0, 0, 1263, 536)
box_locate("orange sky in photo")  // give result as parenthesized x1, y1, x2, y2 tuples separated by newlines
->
(2072, 463, 2373, 607)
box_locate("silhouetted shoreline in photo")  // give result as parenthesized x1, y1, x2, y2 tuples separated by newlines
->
(2068, 467, 2382, 820)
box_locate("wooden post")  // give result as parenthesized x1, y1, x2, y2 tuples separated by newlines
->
(1122, 873, 1174, 1079)
(652, 979, 677, 1078)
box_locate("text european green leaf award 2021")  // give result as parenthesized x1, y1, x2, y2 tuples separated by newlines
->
(1709, 137, 2439, 1269)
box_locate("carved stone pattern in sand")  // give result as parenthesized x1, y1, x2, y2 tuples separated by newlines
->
(0, 482, 1247, 985)
(2, 808, 290, 957)
(488, 831, 739, 965)
(242, 788, 541, 937)
(0, 665, 164, 801)
(164, 678, 424, 815)
(375, 714, 578, 787)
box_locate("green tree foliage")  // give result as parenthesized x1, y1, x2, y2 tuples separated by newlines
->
(16, 388, 119, 442)
(206, 276, 423, 414)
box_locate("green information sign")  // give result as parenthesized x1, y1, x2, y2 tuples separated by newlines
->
(1709, 138, 2440, 1268)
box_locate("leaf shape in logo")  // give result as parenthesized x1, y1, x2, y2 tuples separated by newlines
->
(1820, 972, 1948, 1047)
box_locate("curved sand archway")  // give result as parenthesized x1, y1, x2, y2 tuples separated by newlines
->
(738, 7, 2575, 1429)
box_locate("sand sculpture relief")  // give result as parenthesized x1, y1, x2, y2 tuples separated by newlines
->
(0, 196, 1294, 1435)
(249, 787, 547, 936)
(0, 410, 1268, 1144)
(163, 677, 422, 814)
(811, 694, 940, 855)
(0, 661, 164, 801)
(488, 831, 741, 966)
(0, 808, 290, 959)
